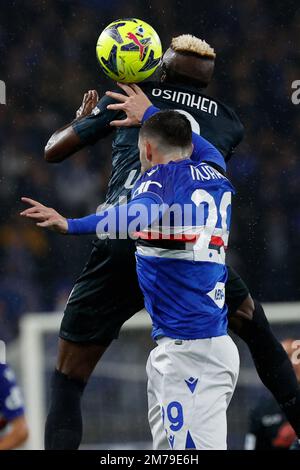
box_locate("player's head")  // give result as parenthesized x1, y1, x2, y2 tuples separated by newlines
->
(160, 34, 216, 89)
(138, 110, 193, 170)
(282, 338, 300, 382)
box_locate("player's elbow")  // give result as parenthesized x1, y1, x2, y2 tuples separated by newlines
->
(44, 147, 59, 163)
(44, 127, 82, 163)
(44, 140, 64, 163)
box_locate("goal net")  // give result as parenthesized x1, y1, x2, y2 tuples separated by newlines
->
(16, 303, 300, 449)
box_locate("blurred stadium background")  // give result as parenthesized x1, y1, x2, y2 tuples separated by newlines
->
(1, 0, 300, 449)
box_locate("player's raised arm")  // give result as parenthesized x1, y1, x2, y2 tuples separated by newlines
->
(20, 198, 68, 233)
(20, 195, 163, 237)
(106, 83, 152, 127)
(44, 89, 121, 163)
(44, 90, 98, 163)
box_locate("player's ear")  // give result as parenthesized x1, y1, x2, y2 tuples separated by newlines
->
(146, 141, 152, 162)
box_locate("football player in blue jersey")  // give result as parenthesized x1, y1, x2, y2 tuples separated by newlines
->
(0, 362, 29, 450)
(22, 35, 300, 449)
(21, 110, 239, 449)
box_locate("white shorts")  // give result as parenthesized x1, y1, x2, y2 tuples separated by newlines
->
(146, 335, 239, 450)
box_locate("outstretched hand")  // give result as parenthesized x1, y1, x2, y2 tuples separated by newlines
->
(106, 83, 152, 127)
(20, 198, 68, 234)
(76, 89, 99, 119)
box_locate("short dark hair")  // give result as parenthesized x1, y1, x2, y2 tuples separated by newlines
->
(140, 110, 192, 149)
(161, 51, 215, 89)
(162, 55, 215, 88)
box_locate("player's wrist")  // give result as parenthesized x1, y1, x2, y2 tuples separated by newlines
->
(67, 218, 75, 234)
(142, 105, 160, 124)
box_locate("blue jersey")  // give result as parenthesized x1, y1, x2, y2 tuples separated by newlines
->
(0, 364, 25, 437)
(131, 159, 235, 340)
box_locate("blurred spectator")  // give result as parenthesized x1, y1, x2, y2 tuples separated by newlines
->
(1, 0, 300, 341)
(244, 338, 300, 450)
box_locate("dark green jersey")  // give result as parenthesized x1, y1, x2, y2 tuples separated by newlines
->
(72, 81, 244, 206)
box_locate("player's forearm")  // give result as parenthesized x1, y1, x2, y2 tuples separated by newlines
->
(44, 121, 83, 163)
(0, 417, 29, 450)
(67, 196, 160, 236)
(67, 212, 106, 234)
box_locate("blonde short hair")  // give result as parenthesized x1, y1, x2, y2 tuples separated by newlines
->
(171, 34, 216, 59)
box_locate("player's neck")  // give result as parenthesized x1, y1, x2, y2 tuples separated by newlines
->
(152, 151, 188, 166)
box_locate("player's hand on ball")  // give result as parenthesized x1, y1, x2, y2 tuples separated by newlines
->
(106, 83, 152, 127)
(76, 89, 99, 119)
(20, 198, 68, 234)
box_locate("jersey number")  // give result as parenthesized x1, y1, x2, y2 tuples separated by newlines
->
(162, 401, 184, 432)
(191, 189, 231, 251)
(175, 109, 200, 134)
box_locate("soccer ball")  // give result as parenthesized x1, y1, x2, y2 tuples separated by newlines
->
(96, 18, 162, 83)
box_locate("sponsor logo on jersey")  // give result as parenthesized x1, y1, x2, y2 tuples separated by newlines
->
(207, 282, 225, 308)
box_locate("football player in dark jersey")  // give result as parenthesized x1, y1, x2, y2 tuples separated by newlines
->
(41, 35, 300, 449)
(245, 339, 300, 450)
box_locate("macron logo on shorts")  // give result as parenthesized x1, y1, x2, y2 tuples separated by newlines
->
(185, 377, 198, 394)
(168, 435, 175, 448)
(207, 282, 225, 309)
